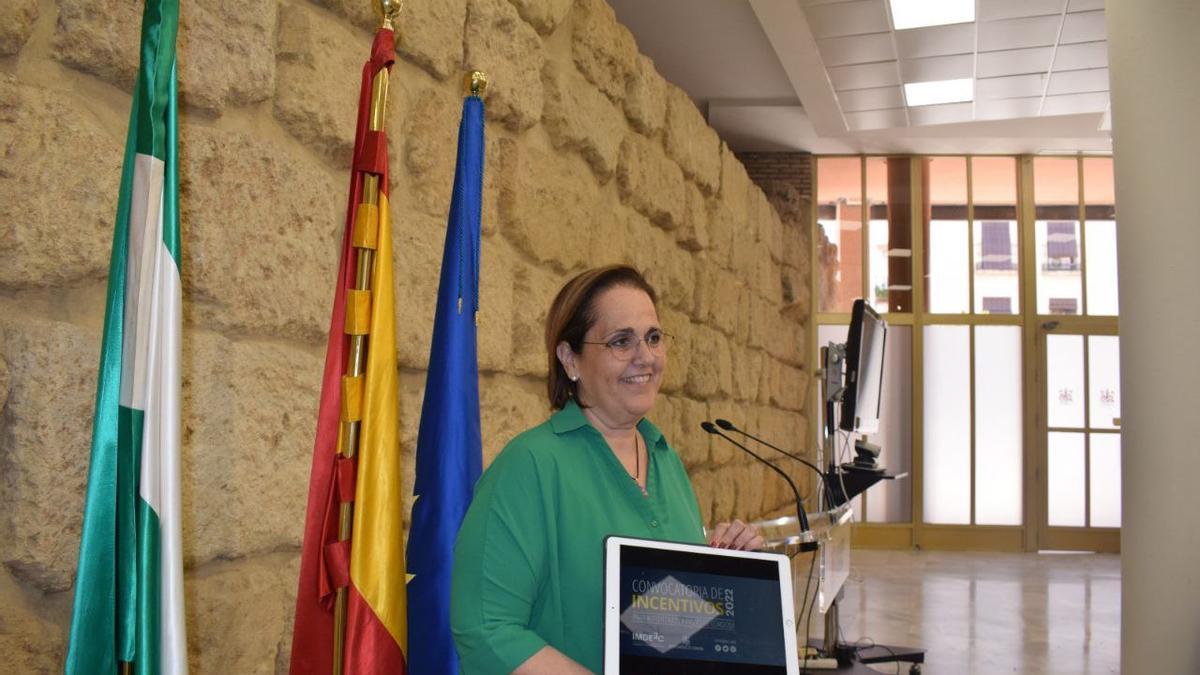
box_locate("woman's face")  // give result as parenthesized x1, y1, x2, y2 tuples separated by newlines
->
(560, 285, 666, 429)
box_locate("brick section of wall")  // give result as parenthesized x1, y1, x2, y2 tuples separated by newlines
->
(735, 151, 814, 197)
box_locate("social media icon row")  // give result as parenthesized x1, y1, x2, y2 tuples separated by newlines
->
(714, 644, 738, 653)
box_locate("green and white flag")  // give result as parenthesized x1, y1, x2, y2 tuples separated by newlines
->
(65, 1, 186, 673)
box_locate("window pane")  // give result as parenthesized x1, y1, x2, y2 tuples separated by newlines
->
(1047, 431, 1086, 527)
(1046, 334, 1085, 428)
(925, 157, 969, 314)
(866, 157, 889, 313)
(867, 325, 912, 523)
(974, 326, 1023, 525)
(1089, 336, 1121, 430)
(1035, 158, 1082, 315)
(972, 157, 1019, 315)
(1085, 220, 1119, 316)
(1089, 433, 1122, 528)
(818, 157, 863, 312)
(923, 325, 971, 524)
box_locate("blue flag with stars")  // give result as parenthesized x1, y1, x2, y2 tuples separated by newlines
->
(405, 92, 485, 673)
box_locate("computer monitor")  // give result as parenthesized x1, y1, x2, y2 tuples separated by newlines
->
(839, 299, 887, 435)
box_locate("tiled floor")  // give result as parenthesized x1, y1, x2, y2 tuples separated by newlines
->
(805, 550, 1121, 674)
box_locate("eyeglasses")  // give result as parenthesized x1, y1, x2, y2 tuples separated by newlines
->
(582, 329, 672, 361)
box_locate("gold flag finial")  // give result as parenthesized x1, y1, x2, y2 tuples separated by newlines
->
(464, 71, 489, 98)
(375, 0, 403, 30)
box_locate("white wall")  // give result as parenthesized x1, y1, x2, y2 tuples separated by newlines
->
(1109, 1, 1200, 672)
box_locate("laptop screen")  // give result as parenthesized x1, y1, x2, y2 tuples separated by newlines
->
(605, 537, 797, 675)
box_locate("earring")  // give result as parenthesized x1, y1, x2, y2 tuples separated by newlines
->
(570, 374, 578, 382)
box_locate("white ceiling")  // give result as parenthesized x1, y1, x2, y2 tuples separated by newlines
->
(608, 0, 1113, 154)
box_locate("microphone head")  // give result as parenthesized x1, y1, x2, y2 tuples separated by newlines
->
(700, 421, 718, 434)
(714, 418, 736, 431)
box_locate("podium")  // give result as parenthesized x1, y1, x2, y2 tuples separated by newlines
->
(753, 490, 925, 673)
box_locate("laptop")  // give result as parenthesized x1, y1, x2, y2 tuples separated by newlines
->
(604, 536, 800, 674)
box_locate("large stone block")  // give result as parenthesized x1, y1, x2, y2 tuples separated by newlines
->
(766, 360, 808, 413)
(624, 55, 667, 137)
(663, 85, 721, 194)
(705, 399, 746, 466)
(509, 0, 572, 34)
(685, 323, 732, 400)
(181, 332, 321, 566)
(478, 237, 517, 373)
(541, 60, 625, 182)
(571, 0, 637, 104)
(674, 396, 711, 469)
(676, 182, 710, 250)
(616, 133, 685, 230)
(634, 223, 695, 315)
(706, 202, 738, 269)
(499, 142, 596, 273)
(730, 346, 765, 404)
(54, 0, 275, 112)
(710, 466, 736, 523)
(719, 143, 752, 218)
(313, 0, 466, 81)
(403, 85, 460, 218)
(656, 307, 691, 396)
(0, 0, 36, 56)
(0, 569, 63, 674)
(179, 126, 341, 343)
(186, 553, 299, 675)
(733, 462, 766, 520)
(479, 372, 547, 466)
(274, 3, 362, 166)
(510, 261, 565, 377)
(585, 209, 636, 269)
(466, 0, 544, 131)
(765, 310, 807, 367)
(0, 317, 97, 592)
(0, 77, 120, 290)
(393, 208, 443, 370)
(694, 267, 741, 338)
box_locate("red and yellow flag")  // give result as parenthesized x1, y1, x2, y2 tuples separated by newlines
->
(289, 27, 407, 674)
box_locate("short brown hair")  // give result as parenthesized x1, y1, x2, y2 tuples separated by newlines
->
(544, 265, 659, 410)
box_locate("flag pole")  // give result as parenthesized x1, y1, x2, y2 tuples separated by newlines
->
(332, 1, 402, 673)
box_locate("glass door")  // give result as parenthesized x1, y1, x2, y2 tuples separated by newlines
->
(1036, 324, 1121, 552)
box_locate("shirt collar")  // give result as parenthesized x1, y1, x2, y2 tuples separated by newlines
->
(550, 399, 666, 450)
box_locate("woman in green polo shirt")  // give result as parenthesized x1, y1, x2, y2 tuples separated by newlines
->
(451, 265, 764, 674)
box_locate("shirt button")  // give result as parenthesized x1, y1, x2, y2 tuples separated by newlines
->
(650, 520, 659, 528)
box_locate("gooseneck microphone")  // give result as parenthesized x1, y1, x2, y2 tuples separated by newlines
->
(701, 421, 812, 535)
(713, 418, 834, 505)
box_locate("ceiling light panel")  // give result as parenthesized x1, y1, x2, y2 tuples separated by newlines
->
(805, 0, 891, 39)
(977, 47, 1054, 78)
(978, 15, 1062, 51)
(817, 32, 898, 67)
(895, 22, 975, 59)
(1068, 0, 1104, 12)
(900, 54, 974, 82)
(904, 78, 974, 106)
(1061, 10, 1107, 44)
(1053, 42, 1108, 71)
(888, 0, 974, 30)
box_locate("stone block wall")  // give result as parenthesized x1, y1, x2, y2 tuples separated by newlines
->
(0, 0, 811, 670)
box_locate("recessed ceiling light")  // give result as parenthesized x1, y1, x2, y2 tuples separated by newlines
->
(905, 78, 974, 106)
(889, 0, 975, 30)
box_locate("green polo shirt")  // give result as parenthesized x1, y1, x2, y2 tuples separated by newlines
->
(451, 400, 706, 674)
